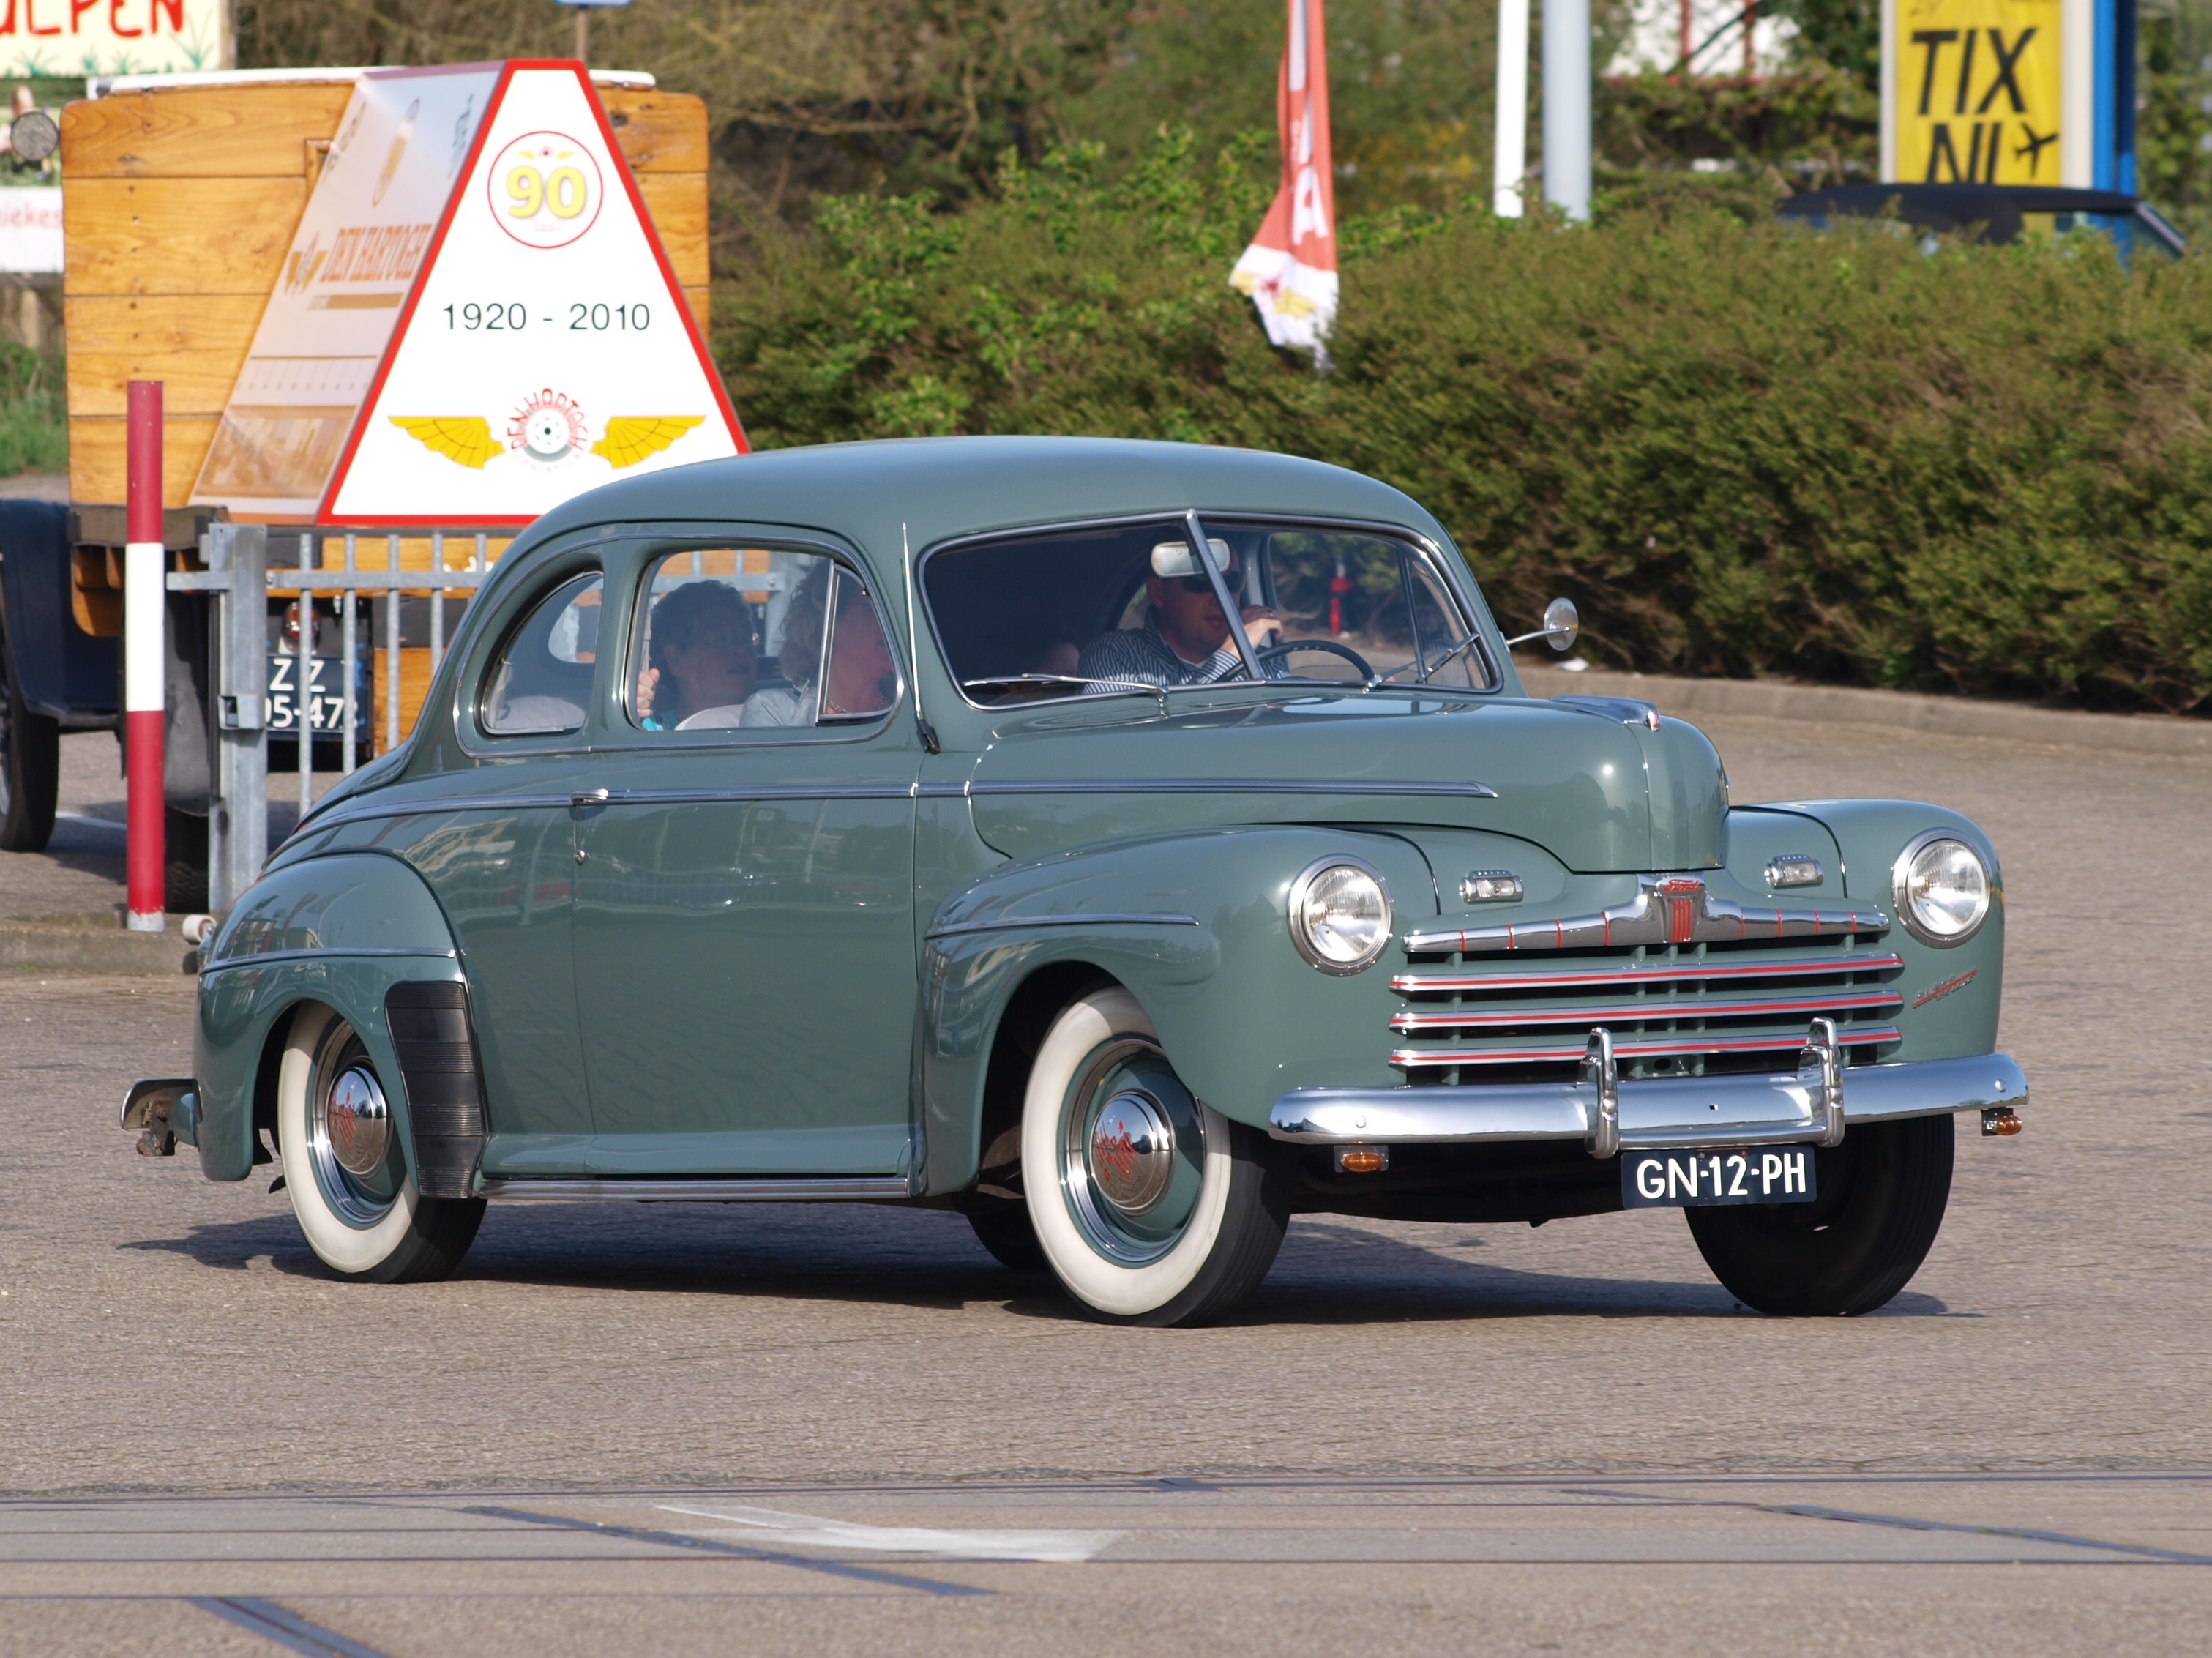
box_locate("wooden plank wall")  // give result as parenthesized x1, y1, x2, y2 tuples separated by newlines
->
(61, 81, 713, 508)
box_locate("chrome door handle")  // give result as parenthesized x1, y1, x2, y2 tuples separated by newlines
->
(570, 788, 610, 808)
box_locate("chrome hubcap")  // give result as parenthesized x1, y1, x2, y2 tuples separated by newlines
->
(306, 1023, 401, 1227)
(1087, 1091, 1173, 1215)
(1060, 1038, 1206, 1265)
(324, 1065, 391, 1178)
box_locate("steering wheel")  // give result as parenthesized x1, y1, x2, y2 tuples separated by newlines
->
(1253, 638, 1378, 681)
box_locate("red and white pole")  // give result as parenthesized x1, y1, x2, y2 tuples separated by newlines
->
(124, 379, 165, 933)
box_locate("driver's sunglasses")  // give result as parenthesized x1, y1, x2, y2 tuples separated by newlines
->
(1173, 567, 1239, 594)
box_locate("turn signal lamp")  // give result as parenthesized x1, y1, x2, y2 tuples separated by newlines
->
(1334, 1146, 1389, 1174)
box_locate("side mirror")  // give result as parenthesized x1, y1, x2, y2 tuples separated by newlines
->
(1504, 597, 1579, 652)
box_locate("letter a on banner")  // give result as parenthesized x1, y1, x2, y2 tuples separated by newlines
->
(320, 60, 744, 523)
(1229, 0, 1337, 359)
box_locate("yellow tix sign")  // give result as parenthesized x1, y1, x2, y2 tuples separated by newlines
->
(1888, 0, 2064, 184)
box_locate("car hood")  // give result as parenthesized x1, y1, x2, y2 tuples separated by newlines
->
(963, 691, 1727, 874)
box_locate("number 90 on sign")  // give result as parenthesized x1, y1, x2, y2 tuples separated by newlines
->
(507, 165, 589, 221)
(1621, 1146, 1817, 1208)
(488, 131, 604, 249)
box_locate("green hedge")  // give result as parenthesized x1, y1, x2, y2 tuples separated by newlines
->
(716, 139, 2212, 714)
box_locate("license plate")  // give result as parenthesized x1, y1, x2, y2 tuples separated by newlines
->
(266, 652, 364, 737)
(1621, 1146, 1818, 1208)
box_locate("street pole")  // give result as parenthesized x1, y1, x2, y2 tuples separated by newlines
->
(1542, 0, 1591, 220)
(124, 380, 165, 932)
(1494, 0, 1530, 217)
(575, 6, 588, 66)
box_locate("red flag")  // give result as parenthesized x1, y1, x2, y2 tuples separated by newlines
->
(1230, 0, 1338, 354)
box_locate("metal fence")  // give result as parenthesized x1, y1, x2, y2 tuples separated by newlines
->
(167, 523, 506, 910)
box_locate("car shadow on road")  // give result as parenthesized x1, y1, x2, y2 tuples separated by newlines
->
(120, 1206, 1954, 1323)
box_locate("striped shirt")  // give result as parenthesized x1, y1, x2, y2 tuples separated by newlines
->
(1077, 616, 1282, 692)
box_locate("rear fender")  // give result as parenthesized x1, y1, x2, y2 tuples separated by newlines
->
(920, 826, 1432, 1194)
(193, 853, 463, 1181)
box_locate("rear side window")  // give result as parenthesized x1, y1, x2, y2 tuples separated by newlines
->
(479, 571, 602, 736)
(629, 548, 897, 733)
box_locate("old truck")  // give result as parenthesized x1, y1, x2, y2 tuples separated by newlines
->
(0, 65, 711, 902)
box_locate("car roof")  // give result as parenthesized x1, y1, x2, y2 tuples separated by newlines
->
(516, 436, 1452, 578)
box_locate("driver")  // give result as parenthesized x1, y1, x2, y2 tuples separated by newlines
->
(1077, 538, 1285, 691)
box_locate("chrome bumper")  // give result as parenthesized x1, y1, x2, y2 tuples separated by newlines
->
(1268, 1050, 2028, 1156)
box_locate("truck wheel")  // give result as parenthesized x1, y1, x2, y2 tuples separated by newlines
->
(164, 806, 209, 912)
(276, 1004, 484, 1283)
(1685, 1113, 1955, 1316)
(0, 649, 58, 852)
(1020, 987, 1289, 1326)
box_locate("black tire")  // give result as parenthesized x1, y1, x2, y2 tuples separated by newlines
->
(0, 641, 58, 853)
(1686, 1113, 1955, 1316)
(1020, 987, 1291, 1326)
(968, 1206, 1048, 1271)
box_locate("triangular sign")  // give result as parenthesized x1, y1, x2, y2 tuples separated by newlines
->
(324, 61, 744, 523)
(190, 61, 744, 525)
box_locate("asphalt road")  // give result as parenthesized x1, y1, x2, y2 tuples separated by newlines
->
(3, 712, 2209, 1655)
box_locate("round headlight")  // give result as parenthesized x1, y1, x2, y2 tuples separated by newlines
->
(1288, 857, 1392, 974)
(1891, 832, 1991, 946)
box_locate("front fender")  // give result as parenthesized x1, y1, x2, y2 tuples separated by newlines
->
(193, 853, 463, 1181)
(1760, 798, 2006, 1061)
(920, 826, 1433, 1194)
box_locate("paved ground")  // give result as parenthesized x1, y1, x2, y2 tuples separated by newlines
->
(1, 712, 2208, 1654)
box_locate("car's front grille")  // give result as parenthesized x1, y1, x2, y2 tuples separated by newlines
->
(1391, 875, 1900, 1085)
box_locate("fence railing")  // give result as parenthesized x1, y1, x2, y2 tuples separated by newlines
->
(165, 523, 509, 909)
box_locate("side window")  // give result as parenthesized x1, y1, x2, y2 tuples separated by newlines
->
(629, 549, 896, 733)
(479, 571, 602, 736)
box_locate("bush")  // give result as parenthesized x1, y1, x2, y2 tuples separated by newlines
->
(717, 135, 2212, 714)
(0, 343, 66, 479)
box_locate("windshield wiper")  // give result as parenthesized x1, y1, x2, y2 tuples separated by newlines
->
(1372, 629, 1487, 690)
(960, 673, 1169, 717)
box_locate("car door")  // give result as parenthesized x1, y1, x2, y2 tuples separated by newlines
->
(567, 539, 923, 1176)
(400, 559, 604, 1175)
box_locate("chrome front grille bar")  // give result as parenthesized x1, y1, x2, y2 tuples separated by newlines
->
(1391, 952, 1905, 996)
(1402, 873, 1888, 956)
(1390, 1024, 1901, 1069)
(1389, 986, 1904, 1033)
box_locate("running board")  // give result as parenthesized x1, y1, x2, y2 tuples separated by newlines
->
(477, 1176, 912, 1203)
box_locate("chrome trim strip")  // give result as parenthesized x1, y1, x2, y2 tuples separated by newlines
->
(1389, 987, 1904, 1031)
(968, 777, 1499, 799)
(199, 946, 457, 974)
(301, 774, 1501, 832)
(1391, 953, 1906, 994)
(479, 1176, 912, 1202)
(1268, 1052, 2028, 1150)
(927, 911, 1200, 940)
(1390, 1024, 1900, 1067)
(1402, 873, 1886, 955)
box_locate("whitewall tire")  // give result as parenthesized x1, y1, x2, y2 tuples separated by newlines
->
(276, 1003, 484, 1283)
(1020, 987, 1288, 1326)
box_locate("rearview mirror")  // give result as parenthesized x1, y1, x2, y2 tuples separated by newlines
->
(1150, 538, 1234, 579)
(1540, 596, 1578, 651)
(1504, 596, 1579, 651)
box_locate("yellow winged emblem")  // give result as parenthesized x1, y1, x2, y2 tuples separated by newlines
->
(388, 416, 502, 469)
(593, 415, 706, 470)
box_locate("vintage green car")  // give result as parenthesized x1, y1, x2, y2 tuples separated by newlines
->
(122, 438, 2025, 1325)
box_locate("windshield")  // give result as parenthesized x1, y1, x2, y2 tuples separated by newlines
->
(924, 518, 1490, 706)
